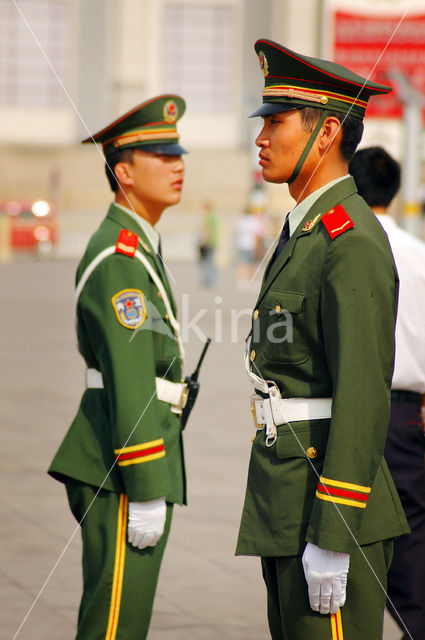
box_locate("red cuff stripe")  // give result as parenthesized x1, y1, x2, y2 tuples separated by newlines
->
(317, 483, 369, 502)
(117, 444, 165, 461)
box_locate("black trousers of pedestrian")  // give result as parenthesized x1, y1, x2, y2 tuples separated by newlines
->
(384, 396, 425, 640)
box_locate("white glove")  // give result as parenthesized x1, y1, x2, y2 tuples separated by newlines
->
(302, 542, 350, 614)
(127, 498, 166, 550)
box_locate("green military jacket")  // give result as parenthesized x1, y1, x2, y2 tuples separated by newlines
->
(236, 177, 409, 557)
(49, 203, 186, 505)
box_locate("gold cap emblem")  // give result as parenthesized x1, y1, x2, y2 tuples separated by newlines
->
(258, 51, 269, 77)
(164, 100, 178, 123)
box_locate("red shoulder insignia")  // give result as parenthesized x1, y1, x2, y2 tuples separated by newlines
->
(321, 205, 354, 240)
(115, 229, 138, 257)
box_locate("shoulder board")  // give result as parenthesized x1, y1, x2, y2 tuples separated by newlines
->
(115, 229, 138, 257)
(321, 205, 354, 240)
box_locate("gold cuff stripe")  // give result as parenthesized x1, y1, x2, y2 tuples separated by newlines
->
(320, 476, 371, 493)
(117, 450, 166, 467)
(114, 438, 164, 455)
(105, 494, 128, 640)
(331, 609, 344, 640)
(316, 490, 367, 509)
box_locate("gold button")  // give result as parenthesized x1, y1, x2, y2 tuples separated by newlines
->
(157, 291, 163, 299)
(253, 309, 259, 320)
(250, 349, 256, 362)
(306, 446, 318, 459)
(165, 314, 169, 320)
(275, 305, 281, 314)
(320, 95, 328, 104)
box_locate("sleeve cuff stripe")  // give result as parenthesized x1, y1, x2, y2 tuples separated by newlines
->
(317, 483, 369, 503)
(320, 475, 371, 494)
(114, 438, 164, 455)
(117, 450, 165, 467)
(117, 444, 165, 461)
(316, 490, 367, 509)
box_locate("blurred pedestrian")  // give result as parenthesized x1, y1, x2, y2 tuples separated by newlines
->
(235, 207, 262, 289)
(49, 95, 193, 640)
(350, 146, 425, 640)
(198, 200, 218, 286)
(236, 39, 409, 640)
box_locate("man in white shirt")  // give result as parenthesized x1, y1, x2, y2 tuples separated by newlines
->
(350, 146, 425, 640)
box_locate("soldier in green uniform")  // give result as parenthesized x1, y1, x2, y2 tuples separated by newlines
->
(49, 95, 190, 640)
(236, 40, 409, 640)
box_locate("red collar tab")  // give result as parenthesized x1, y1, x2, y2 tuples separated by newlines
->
(321, 205, 354, 240)
(115, 229, 138, 257)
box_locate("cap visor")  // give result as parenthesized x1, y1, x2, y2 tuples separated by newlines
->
(137, 143, 188, 155)
(249, 103, 298, 118)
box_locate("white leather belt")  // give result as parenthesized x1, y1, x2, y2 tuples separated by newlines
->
(252, 396, 332, 425)
(251, 389, 332, 447)
(85, 368, 188, 414)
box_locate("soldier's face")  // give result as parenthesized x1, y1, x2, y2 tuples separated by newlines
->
(256, 109, 311, 184)
(129, 150, 185, 211)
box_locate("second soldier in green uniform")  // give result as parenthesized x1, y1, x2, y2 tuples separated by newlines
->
(49, 95, 190, 640)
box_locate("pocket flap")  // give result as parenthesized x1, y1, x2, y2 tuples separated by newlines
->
(265, 290, 305, 314)
(275, 424, 329, 461)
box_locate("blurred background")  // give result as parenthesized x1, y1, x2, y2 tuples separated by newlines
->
(0, 0, 424, 268)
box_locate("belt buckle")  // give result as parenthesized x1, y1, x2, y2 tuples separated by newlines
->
(250, 394, 263, 430)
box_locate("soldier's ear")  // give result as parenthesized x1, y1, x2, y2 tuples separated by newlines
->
(114, 161, 134, 188)
(318, 116, 341, 156)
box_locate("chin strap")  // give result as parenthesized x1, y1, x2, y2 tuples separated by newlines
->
(287, 111, 328, 184)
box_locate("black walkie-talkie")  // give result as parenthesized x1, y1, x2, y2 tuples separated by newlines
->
(180, 337, 211, 429)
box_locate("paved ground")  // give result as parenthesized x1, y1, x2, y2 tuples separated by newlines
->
(0, 257, 402, 639)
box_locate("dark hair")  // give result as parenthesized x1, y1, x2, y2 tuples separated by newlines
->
(299, 107, 364, 162)
(104, 148, 134, 192)
(349, 146, 401, 208)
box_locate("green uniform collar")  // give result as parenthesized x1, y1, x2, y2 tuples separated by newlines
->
(258, 176, 358, 305)
(289, 175, 350, 236)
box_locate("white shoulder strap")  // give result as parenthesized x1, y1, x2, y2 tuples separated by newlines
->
(75, 244, 184, 360)
(74, 247, 115, 305)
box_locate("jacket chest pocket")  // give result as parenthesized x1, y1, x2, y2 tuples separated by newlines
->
(259, 290, 310, 365)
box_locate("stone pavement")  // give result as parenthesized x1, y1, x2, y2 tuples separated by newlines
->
(0, 257, 402, 640)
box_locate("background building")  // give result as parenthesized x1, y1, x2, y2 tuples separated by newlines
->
(0, 0, 424, 259)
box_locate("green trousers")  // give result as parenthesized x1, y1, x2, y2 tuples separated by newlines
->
(66, 480, 173, 640)
(261, 540, 393, 640)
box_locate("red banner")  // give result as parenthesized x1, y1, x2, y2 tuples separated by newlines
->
(333, 10, 425, 118)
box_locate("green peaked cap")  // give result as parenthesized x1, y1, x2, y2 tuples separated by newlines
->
(251, 39, 392, 120)
(82, 94, 187, 156)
